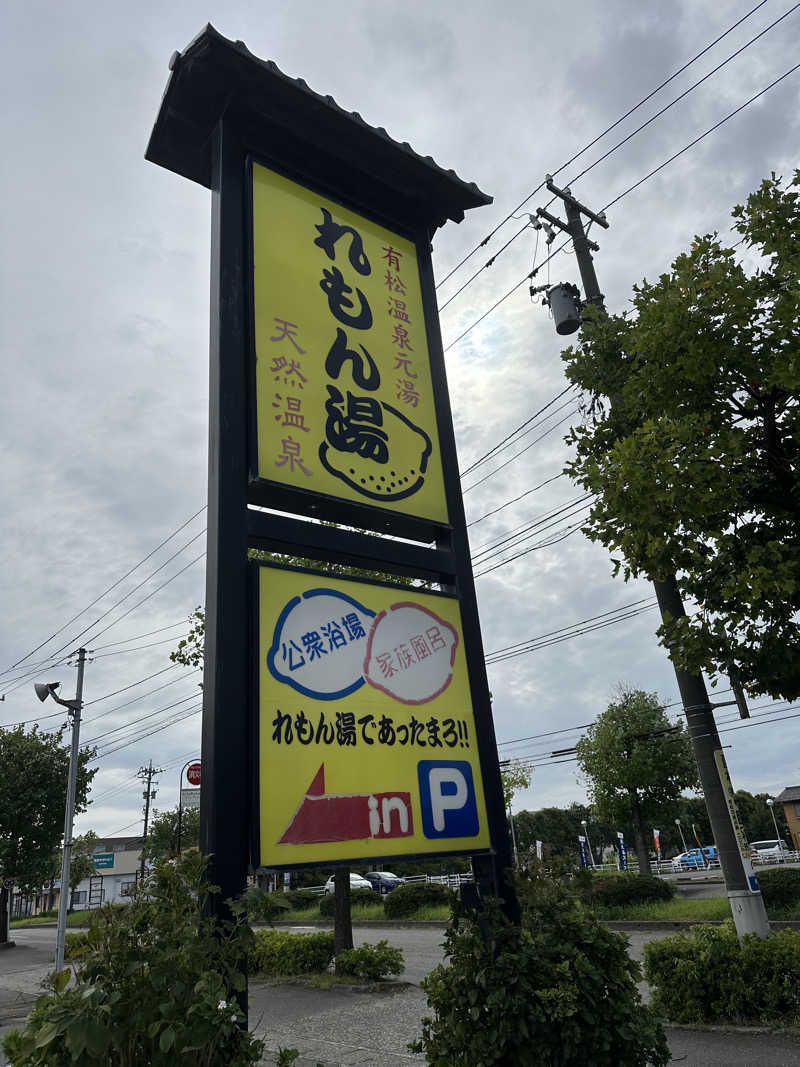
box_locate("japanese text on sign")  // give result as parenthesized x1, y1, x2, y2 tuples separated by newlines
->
(252, 162, 449, 523)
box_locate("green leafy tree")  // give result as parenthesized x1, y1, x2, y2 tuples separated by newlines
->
(562, 171, 800, 700)
(576, 688, 698, 874)
(515, 802, 624, 864)
(0, 726, 96, 943)
(500, 763, 532, 809)
(144, 807, 200, 860)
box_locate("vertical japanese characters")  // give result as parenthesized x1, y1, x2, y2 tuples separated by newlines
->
(252, 163, 449, 522)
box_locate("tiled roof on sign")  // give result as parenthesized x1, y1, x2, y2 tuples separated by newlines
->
(147, 24, 491, 231)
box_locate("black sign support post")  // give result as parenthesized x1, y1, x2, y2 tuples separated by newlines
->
(147, 25, 519, 1022)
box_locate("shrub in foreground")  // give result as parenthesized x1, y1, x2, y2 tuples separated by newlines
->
(251, 929, 335, 976)
(757, 866, 800, 909)
(590, 873, 674, 908)
(644, 923, 800, 1024)
(335, 940, 404, 980)
(382, 881, 455, 919)
(2, 852, 263, 1066)
(411, 867, 669, 1066)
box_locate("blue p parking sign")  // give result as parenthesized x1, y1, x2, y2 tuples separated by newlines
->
(417, 760, 479, 839)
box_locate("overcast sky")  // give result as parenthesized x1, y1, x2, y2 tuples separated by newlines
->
(1, 0, 798, 849)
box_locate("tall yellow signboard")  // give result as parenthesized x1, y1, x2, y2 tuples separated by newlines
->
(252, 162, 449, 525)
(257, 563, 491, 868)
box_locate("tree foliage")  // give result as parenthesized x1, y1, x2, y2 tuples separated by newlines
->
(68, 831, 100, 893)
(145, 807, 200, 860)
(562, 171, 800, 699)
(575, 687, 698, 873)
(0, 726, 96, 942)
(500, 763, 532, 809)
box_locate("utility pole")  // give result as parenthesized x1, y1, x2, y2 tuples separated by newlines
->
(138, 761, 162, 879)
(36, 648, 88, 973)
(542, 178, 769, 938)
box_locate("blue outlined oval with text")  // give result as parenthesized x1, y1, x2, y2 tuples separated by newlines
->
(267, 587, 376, 700)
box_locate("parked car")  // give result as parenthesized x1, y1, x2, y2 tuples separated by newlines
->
(362, 871, 403, 895)
(323, 872, 373, 895)
(671, 846, 718, 870)
(749, 839, 791, 861)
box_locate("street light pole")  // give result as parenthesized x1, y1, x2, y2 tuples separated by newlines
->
(766, 799, 783, 860)
(34, 649, 87, 974)
(581, 819, 596, 868)
(675, 818, 689, 853)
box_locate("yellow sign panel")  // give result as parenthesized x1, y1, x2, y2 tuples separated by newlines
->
(257, 564, 491, 868)
(252, 162, 449, 524)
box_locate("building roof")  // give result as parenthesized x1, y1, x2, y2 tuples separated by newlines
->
(146, 25, 491, 231)
(775, 786, 800, 803)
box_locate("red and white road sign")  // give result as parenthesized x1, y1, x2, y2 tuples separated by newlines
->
(186, 762, 202, 786)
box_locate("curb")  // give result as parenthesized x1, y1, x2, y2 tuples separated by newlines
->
(604, 919, 800, 931)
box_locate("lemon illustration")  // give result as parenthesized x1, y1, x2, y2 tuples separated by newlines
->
(319, 398, 432, 502)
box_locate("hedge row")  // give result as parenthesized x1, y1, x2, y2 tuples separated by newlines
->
(250, 929, 335, 975)
(645, 924, 800, 1023)
(589, 874, 674, 908)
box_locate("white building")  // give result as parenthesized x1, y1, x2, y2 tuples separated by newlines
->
(70, 836, 143, 909)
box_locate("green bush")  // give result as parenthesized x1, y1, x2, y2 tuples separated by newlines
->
(63, 932, 89, 961)
(644, 923, 800, 1024)
(2, 852, 264, 1066)
(240, 885, 291, 923)
(383, 881, 455, 919)
(281, 889, 319, 911)
(318, 887, 375, 917)
(590, 873, 674, 908)
(335, 940, 404, 981)
(251, 929, 335, 976)
(757, 866, 800, 909)
(411, 867, 669, 1067)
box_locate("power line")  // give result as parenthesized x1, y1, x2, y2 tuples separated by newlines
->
(444, 61, 800, 354)
(603, 60, 800, 214)
(44, 532, 206, 659)
(0, 506, 206, 680)
(92, 706, 202, 762)
(467, 473, 566, 528)
(90, 621, 188, 652)
(84, 692, 203, 747)
(472, 499, 594, 569)
(564, 3, 800, 195)
(433, 0, 773, 293)
(84, 664, 181, 707)
(463, 407, 580, 493)
(470, 493, 593, 558)
(460, 384, 577, 478)
(83, 669, 202, 727)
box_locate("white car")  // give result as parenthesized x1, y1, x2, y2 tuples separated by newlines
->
(749, 840, 791, 862)
(323, 872, 373, 894)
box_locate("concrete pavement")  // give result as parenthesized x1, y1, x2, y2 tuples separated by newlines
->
(3, 924, 800, 1066)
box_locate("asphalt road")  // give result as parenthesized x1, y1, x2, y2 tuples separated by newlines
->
(3, 924, 800, 1066)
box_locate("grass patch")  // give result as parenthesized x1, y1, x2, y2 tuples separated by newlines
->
(593, 898, 800, 921)
(11, 910, 95, 929)
(275, 901, 451, 923)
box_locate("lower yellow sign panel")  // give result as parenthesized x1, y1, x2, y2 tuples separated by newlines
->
(257, 564, 491, 868)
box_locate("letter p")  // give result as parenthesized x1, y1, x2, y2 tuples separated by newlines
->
(418, 760, 479, 839)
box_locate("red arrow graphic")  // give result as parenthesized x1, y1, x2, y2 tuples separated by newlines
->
(278, 763, 413, 845)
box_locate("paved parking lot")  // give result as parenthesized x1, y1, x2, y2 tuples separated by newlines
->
(3, 923, 800, 1066)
